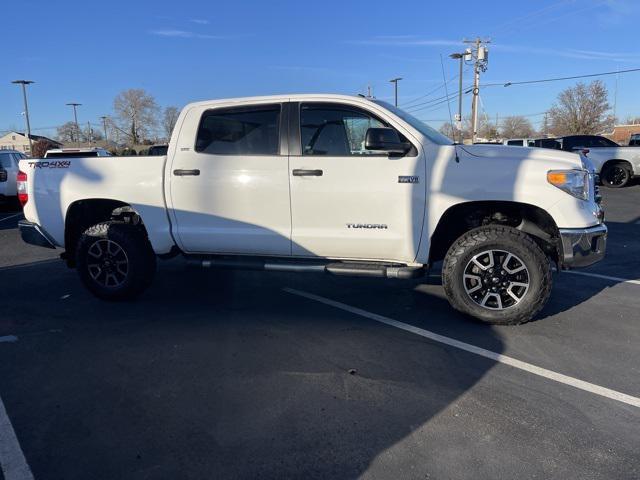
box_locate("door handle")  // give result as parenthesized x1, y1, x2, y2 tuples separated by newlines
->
(292, 169, 323, 177)
(173, 169, 200, 176)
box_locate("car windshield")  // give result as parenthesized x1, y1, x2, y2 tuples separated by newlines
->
(372, 100, 454, 145)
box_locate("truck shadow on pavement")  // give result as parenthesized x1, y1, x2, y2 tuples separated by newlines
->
(1, 245, 635, 479)
(0, 256, 506, 479)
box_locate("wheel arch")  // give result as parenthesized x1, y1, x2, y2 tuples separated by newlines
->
(601, 159, 634, 175)
(64, 198, 150, 266)
(428, 200, 560, 265)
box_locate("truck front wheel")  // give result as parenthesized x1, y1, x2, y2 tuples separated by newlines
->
(76, 221, 156, 301)
(601, 162, 631, 188)
(442, 225, 552, 325)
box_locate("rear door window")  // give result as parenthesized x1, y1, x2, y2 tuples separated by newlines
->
(195, 105, 281, 155)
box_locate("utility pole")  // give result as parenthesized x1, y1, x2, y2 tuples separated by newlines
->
(11, 80, 35, 155)
(367, 85, 372, 98)
(100, 116, 108, 144)
(464, 38, 490, 143)
(66, 102, 82, 145)
(389, 77, 402, 106)
(87, 121, 93, 145)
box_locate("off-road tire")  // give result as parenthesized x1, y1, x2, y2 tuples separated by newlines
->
(76, 221, 156, 301)
(442, 225, 552, 325)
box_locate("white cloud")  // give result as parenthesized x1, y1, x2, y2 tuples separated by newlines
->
(149, 29, 227, 40)
(189, 19, 210, 25)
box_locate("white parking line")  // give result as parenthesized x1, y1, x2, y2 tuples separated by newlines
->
(0, 395, 34, 480)
(284, 287, 640, 409)
(564, 270, 640, 286)
(0, 213, 22, 224)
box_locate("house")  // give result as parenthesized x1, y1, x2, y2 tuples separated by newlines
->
(603, 124, 640, 146)
(0, 131, 62, 155)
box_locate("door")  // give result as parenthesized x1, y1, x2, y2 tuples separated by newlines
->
(289, 102, 426, 262)
(169, 102, 292, 255)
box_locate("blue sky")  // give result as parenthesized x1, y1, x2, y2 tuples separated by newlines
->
(3, 0, 640, 137)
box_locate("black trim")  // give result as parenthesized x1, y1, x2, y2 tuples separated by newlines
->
(288, 102, 302, 156)
(279, 102, 290, 156)
(292, 169, 323, 176)
(18, 220, 56, 249)
(173, 169, 200, 176)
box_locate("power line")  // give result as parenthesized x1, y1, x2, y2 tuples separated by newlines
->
(483, 67, 640, 88)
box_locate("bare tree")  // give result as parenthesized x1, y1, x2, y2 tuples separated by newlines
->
(32, 139, 58, 158)
(439, 122, 457, 139)
(113, 89, 159, 145)
(56, 121, 78, 143)
(625, 116, 640, 125)
(439, 115, 496, 142)
(162, 106, 180, 140)
(548, 81, 614, 136)
(500, 116, 535, 139)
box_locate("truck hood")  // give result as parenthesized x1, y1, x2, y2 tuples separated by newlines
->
(458, 144, 584, 170)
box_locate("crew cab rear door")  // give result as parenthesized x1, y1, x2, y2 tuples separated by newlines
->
(288, 101, 426, 262)
(168, 101, 292, 255)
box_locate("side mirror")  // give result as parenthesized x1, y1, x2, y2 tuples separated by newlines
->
(0, 169, 7, 183)
(365, 127, 409, 154)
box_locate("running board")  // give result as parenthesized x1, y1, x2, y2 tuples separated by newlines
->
(186, 256, 424, 279)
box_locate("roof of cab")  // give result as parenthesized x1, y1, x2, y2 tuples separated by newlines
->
(184, 93, 377, 109)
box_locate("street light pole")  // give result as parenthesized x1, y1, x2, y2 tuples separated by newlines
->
(389, 77, 403, 107)
(66, 103, 82, 145)
(11, 80, 35, 155)
(448, 54, 465, 142)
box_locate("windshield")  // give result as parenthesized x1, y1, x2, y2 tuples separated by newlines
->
(373, 100, 454, 145)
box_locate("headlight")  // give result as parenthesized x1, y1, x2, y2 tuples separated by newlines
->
(547, 169, 589, 200)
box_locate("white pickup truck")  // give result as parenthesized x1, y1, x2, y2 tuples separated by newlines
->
(17, 94, 607, 325)
(543, 135, 640, 188)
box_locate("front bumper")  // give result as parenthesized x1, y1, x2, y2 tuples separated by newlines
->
(558, 224, 607, 268)
(18, 220, 56, 249)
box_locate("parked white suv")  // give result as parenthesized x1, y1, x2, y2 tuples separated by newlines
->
(17, 94, 607, 325)
(44, 147, 111, 158)
(0, 150, 27, 207)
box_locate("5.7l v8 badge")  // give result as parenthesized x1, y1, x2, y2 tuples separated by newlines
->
(398, 176, 419, 184)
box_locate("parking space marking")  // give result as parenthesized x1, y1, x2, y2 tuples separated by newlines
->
(0, 214, 22, 224)
(564, 270, 640, 285)
(284, 287, 640, 409)
(0, 395, 34, 480)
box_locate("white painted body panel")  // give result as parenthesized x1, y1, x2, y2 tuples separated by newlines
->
(20, 94, 602, 266)
(583, 147, 640, 174)
(288, 97, 425, 263)
(167, 100, 292, 255)
(19, 156, 174, 254)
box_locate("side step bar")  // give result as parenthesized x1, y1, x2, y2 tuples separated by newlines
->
(186, 256, 424, 279)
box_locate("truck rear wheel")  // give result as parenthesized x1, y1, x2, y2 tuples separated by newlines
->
(442, 225, 551, 325)
(76, 221, 156, 301)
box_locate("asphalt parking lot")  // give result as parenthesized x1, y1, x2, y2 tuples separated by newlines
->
(1, 185, 639, 480)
